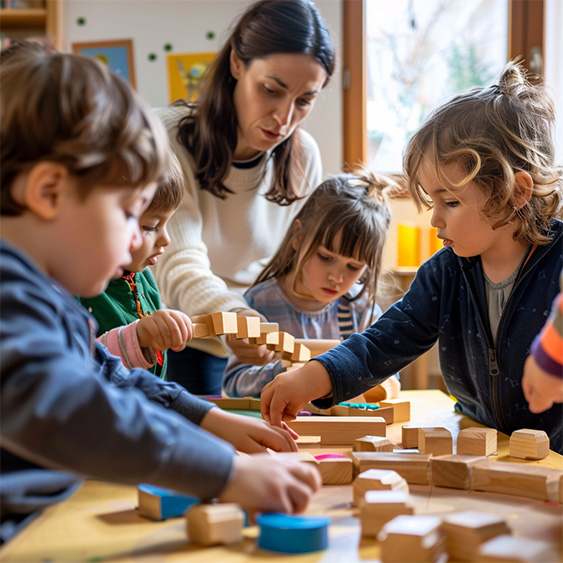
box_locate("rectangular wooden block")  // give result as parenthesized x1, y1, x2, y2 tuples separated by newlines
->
(401, 425, 443, 449)
(380, 400, 411, 423)
(353, 436, 394, 452)
(250, 331, 279, 346)
(206, 397, 251, 410)
(247, 397, 261, 411)
(286, 416, 386, 445)
(295, 435, 321, 448)
(270, 451, 319, 465)
(290, 342, 311, 363)
(235, 316, 261, 339)
(317, 457, 353, 485)
(269, 331, 294, 354)
(210, 312, 238, 335)
(193, 322, 211, 338)
(137, 484, 198, 521)
(471, 461, 561, 501)
(430, 454, 487, 489)
(418, 427, 453, 456)
(344, 404, 394, 424)
(351, 452, 431, 484)
(457, 427, 498, 456)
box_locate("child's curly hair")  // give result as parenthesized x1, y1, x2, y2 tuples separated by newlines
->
(404, 59, 563, 246)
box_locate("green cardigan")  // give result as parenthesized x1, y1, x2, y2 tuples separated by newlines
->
(78, 269, 167, 379)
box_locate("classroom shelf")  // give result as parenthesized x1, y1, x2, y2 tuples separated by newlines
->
(0, 8, 47, 28)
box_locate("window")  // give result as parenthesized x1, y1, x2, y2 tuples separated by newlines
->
(343, 0, 545, 171)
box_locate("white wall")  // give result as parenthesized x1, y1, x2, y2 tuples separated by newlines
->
(62, 0, 343, 177)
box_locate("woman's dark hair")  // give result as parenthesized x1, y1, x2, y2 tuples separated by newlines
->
(175, 0, 335, 205)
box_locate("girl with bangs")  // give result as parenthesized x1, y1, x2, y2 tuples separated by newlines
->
(223, 171, 397, 398)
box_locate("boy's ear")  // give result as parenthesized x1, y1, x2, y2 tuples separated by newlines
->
(229, 50, 244, 80)
(513, 170, 533, 209)
(16, 162, 70, 220)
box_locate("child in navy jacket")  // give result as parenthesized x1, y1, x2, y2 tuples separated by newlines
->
(261, 60, 563, 453)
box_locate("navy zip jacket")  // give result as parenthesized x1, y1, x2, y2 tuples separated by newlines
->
(316, 220, 563, 453)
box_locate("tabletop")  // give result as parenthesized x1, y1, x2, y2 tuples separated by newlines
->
(1, 390, 561, 562)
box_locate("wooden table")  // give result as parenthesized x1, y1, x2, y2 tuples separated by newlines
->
(1, 391, 562, 562)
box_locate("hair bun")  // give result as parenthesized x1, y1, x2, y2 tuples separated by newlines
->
(498, 58, 529, 96)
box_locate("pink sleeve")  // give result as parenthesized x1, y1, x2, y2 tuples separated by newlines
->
(98, 321, 156, 369)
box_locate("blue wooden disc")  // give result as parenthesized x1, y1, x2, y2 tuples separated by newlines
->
(257, 513, 329, 554)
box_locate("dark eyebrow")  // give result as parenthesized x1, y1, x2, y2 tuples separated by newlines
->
(265, 75, 319, 96)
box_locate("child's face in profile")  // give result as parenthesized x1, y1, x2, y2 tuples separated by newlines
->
(126, 206, 176, 273)
(419, 160, 517, 260)
(60, 181, 156, 297)
(290, 231, 367, 310)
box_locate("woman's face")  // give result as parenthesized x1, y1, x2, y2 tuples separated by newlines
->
(230, 52, 327, 160)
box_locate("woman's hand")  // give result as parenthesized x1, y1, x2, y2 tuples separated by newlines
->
(227, 308, 276, 365)
(136, 309, 193, 351)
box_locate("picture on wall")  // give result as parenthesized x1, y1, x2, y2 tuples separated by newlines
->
(72, 39, 136, 89)
(167, 52, 215, 104)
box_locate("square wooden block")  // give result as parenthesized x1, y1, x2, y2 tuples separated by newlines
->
(186, 503, 244, 546)
(457, 427, 497, 456)
(418, 427, 453, 456)
(430, 454, 487, 490)
(509, 429, 549, 460)
(317, 457, 353, 485)
(359, 491, 414, 537)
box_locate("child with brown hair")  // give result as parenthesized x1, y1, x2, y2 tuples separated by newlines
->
(261, 60, 563, 453)
(223, 170, 399, 397)
(78, 150, 191, 380)
(0, 50, 319, 541)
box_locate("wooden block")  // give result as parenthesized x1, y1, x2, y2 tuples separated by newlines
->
(270, 451, 319, 465)
(430, 454, 487, 489)
(294, 338, 340, 357)
(267, 331, 294, 354)
(210, 311, 238, 335)
(380, 375, 401, 400)
(344, 404, 394, 424)
(359, 491, 414, 537)
(353, 469, 409, 506)
(353, 435, 394, 452)
(380, 399, 411, 423)
(257, 513, 329, 554)
(478, 535, 559, 562)
(351, 452, 431, 484)
(192, 322, 211, 338)
(250, 330, 279, 346)
(137, 484, 198, 521)
(378, 515, 444, 562)
(286, 416, 386, 445)
(235, 316, 261, 339)
(362, 384, 388, 403)
(247, 397, 261, 411)
(509, 428, 550, 460)
(471, 461, 561, 501)
(418, 427, 453, 456)
(206, 397, 251, 410)
(401, 425, 443, 449)
(290, 342, 311, 363)
(258, 322, 279, 333)
(457, 427, 498, 456)
(315, 456, 353, 485)
(186, 503, 244, 546)
(295, 435, 321, 448)
(442, 511, 511, 562)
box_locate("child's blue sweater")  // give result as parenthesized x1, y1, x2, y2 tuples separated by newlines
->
(0, 241, 234, 540)
(316, 220, 563, 453)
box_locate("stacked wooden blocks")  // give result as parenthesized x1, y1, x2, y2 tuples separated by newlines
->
(353, 469, 409, 506)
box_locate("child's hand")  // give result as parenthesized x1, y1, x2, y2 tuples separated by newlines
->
(136, 309, 193, 352)
(522, 354, 563, 413)
(261, 361, 333, 427)
(200, 408, 298, 453)
(218, 454, 321, 515)
(227, 308, 276, 366)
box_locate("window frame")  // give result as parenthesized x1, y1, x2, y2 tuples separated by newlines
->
(342, 0, 545, 169)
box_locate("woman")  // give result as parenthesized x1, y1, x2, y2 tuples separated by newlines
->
(154, 0, 335, 394)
